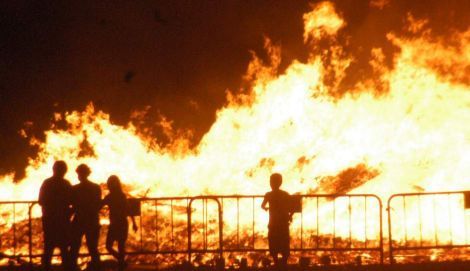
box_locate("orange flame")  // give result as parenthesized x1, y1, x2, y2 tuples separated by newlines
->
(1, 1, 470, 246)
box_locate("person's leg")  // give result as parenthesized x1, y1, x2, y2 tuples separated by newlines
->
(117, 239, 126, 271)
(69, 227, 83, 271)
(42, 236, 53, 271)
(85, 225, 101, 270)
(280, 251, 289, 268)
(58, 237, 71, 271)
(271, 251, 279, 266)
(268, 228, 281, 267)
(105, 229, 119, 260)
(280, 227, 290, 268)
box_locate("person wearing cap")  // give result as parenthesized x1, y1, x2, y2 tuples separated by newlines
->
(69, 164, 102, 271)
(38, 160, 73, 271)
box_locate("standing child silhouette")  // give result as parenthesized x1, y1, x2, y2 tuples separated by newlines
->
(261, 173, 293, 268)
(102, 175, 137, 271)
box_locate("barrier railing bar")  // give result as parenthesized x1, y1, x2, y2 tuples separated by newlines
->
(155, 199, 159, 252)
(348, 196, 352, 249)
(300, 197, 303, 250)
(448, 193, 453, 245)
(390, 244, 470, 250)
(418, 195, 422, 247)
(433, 196, 438, 246)
(464, 200, 468, 244)
(1, 194, 384, 265)
(364, 196, 367, 249)
(13, 204, 16, 256)
(252, 197, 255, 249)
(237, 197, 240, 249)
(388, 191, 470, 264)
(378, 195, 384, 265)
(28, 203, 34, 267)
(316, 197, 319, 249)
(403, 196, 407, 247)
(333, 197, 336, 249)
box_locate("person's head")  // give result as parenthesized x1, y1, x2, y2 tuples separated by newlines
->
(52, 160, 67, 177)
(270, 173, 282, 190)
(75, 164, 91, 182)
(106, 175, 123, 194)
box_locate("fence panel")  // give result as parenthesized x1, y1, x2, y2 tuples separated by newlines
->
(0, 201, 39, 265)
(296, 195, 383, 264)
(0, 194, 384, 266)
(215, 194, 383, 264)
(387, 191, 470, 263)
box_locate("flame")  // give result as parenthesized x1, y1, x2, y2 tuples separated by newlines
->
(1, 1, 470, 255)
(303, 1, 345, 42)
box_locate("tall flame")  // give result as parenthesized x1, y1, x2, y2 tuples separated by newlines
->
(1, 2, 470, 246)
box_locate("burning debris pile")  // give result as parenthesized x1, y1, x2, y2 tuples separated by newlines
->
(1, 0, 470, 268)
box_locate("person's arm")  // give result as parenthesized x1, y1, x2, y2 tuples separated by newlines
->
(95, 186, 102, 211)
(288, 193, 294, 223)
(100, 195, 108, 209)
(288, 212, 294, 223)
(38, 182, 45, 206)
(126, 196, 138, 232)
(65, 183, 74, 218)
(261, 193, 269, 211)
(130, 216, 138, 232)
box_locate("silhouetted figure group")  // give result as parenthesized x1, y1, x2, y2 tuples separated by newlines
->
(39, 161, 137, 271)
(40, 161, 292, 270)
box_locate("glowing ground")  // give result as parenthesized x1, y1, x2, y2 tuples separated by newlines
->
(2, 262, 470, 271)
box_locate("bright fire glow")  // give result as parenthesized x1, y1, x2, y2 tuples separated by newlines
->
(1, 1, 470, 257)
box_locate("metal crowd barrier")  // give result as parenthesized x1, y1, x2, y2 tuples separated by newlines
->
(387, 190, 470, 263)
(0, 201, 37, 265)
(0, 194, 384, 265)
(214, 194, 383, 264)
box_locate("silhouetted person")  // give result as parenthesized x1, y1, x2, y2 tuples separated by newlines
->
(261, 173, 293, 269)
(102, 175, 137, 271)
(70, 164, 102, 271)
(38, 160, 72, 271)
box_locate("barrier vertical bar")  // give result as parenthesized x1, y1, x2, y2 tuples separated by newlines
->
(252, 197, 255, 249)
(155, 199, 159, 252)
(378, 196, 384, 265)
(13, 204, 16, 256)
(237, 197, 240, 249)
(348, 196, 352, 248)
(28, 203, 33, 267)
(387, 196, 394, 264)
(364, 196, 368, 249)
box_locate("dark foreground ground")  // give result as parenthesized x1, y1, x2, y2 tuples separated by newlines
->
(1, 261, 470, 271)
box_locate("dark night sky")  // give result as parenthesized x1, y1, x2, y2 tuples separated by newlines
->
(1, 0, 469, 179)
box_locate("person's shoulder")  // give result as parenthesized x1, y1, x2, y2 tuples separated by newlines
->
(264, 191, 272, 197)
(280, 190, 290, 196)
(60, 178, 72, 186)
(92, 181, 101, 190)
(40, 178, 52, 193)
(71, 182, 81, 190)
(40, 176, 57, 188)
(41, 177, 53, 186)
